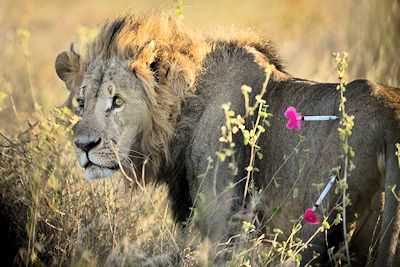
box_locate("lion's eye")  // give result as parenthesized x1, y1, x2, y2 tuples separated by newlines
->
(112, 96, 124, 108)
(73, 98, 84, 116)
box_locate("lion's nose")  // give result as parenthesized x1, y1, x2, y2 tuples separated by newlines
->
(74, 136, 101, 153)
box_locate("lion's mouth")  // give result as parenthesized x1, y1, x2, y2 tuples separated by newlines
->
(83, 161, 119, 180)
(84, 161, 119, 171)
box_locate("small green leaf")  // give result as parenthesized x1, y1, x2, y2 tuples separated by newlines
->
(273, 228, 283, 235)
(215, 151, 226, 162)
(271, 207, 282, 217)
(333, 213, 342, 225)
(198, 192, 206, 203)
(322, 221, 330, 229)
(47, 174, 59, 189)
(311, 182, 325, 192)
(293, 187, 299, 199)
(242, 221, 256, 233)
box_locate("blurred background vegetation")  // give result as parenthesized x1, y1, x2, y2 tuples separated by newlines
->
(0, 0, 399, 131)
(0, 0, 398, 265)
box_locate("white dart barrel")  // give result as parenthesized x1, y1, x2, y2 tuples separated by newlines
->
(303, 115, 339, 121)
(315, 176, 337, 206)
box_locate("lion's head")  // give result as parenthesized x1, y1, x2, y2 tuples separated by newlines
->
(57, 54, 152, 180)
(55, 13, 208, 180)
(55, 12, 283, 181)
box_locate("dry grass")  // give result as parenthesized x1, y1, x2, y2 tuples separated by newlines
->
(0, 0, 399, 265)
(0, 109, 178, 266)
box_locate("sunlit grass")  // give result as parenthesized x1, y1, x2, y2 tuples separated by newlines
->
(0, 0, 399, 265)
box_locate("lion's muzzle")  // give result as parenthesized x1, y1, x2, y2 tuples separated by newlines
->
(74, 131, 119, 180)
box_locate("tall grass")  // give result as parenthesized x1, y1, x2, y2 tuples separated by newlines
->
(0, 0, 399, 266)
(0, 108, 178, 265)
(347, 0, 400, 87)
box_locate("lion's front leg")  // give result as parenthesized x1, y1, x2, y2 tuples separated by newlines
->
(187, 154, 252, 263)
(195, 178, 243, 258)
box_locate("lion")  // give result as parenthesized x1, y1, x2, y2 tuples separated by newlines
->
(55, 12, 400, 266)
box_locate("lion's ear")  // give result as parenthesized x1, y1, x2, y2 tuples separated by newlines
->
(136, 40, 171, 82)
(55, 49, 81, 92)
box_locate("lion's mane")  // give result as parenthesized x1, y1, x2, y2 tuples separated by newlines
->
(80, 12, 284, 177)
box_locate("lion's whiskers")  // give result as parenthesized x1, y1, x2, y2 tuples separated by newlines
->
(117, 147, 155, 165)
(112, 148, 148, 180)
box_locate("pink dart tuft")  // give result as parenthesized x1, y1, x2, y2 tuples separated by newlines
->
(304, 208, 320, 224)
(284, 106, 302, 132)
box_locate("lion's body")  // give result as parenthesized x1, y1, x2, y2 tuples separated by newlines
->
(174, 45, 400, 265)
(55, 13, 400, 266)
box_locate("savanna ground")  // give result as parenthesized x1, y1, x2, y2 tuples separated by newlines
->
(0, 0, 399, 266)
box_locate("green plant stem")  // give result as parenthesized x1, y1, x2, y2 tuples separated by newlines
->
(243, 103, 264, 201)
(342, 137, 351, 265)
(336, 51, 352, 266)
